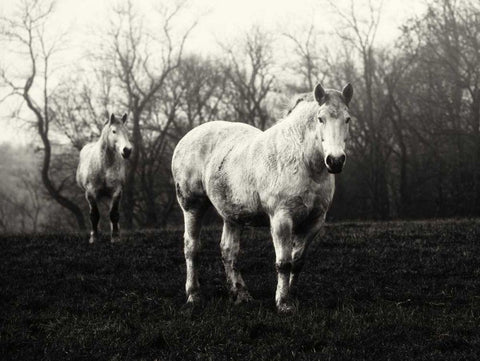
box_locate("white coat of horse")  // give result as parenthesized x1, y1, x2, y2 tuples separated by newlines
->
(76, 113, 132, 243)
(172, 83, 353, 312)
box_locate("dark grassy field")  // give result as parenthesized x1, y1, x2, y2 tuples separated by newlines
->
(1, 220, 480, 360)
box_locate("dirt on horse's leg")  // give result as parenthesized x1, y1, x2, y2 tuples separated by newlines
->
(183, 210, 204, 303)
(271, 211, 295, 313)
(109, 192, 121, 243)
(86, 193, 99, 244)
(289, 220, 325, 292)
(220, 221, 252, 304)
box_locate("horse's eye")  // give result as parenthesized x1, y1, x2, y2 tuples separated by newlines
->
(346, 117, 351, 124)
(112, 130, 116, 134)
(318, 117, 324, 124)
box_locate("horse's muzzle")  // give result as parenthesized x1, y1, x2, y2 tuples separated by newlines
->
(326, 154, 346, 174)
(122, 147, 132, 159)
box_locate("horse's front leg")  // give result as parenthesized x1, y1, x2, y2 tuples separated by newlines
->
(289, 219, 325, 293)
(86, 193, 100, 244)
(220, 221, 252, 304)
(270, 211, 295, 313)
(109, 191, 122, 243)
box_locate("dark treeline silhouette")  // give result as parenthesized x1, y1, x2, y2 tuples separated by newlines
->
(1, 0, 479, 232)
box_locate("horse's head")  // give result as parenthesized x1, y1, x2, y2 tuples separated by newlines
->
(104, 113, 132, 159)
(312, 83, 353, 174)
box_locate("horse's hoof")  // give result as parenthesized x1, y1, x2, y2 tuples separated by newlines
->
(186, 292, 202, 304)
(234, 290, 254, 305)
(110, 236, 121, 244)
(276, 301, 297, 314)
(88, 236, 97, 244)
(182, 293, 204, 317)
(181, 299, 204, 318)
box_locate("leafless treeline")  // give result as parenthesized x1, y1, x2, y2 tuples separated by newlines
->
(1, 0, 479, 232)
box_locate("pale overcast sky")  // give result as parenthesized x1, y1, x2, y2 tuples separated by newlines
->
(0, 0, 426, 145)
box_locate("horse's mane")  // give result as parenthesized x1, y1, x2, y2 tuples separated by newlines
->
(282, 88, 348, 120)
(282, 92, 314, 118)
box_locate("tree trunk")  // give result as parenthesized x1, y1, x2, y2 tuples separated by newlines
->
(122, 105, 142, 229)
(23, 72, 86, 230)
(472, 89, 480, 215)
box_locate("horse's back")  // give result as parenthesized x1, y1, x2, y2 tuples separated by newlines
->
(172, 121, 261, 211)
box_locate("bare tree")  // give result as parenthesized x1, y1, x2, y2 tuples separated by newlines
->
(0, 190, 29, 233)
(51, 66, 115, 150)
(0, 165, 44, 233)
(102, 0, 197, 228)
(177, 55, 228, 130)
(283, 24, 327, 91)
(327, 0, 393, 218)
(134, 55, 228, 226)
(396, 0, 480, 216)
(0, 0, 86, 229)
(222, 27, 276, 130)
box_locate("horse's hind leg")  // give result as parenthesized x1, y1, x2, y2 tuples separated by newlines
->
(86, 193, 100, 244)
(183, 209, 204, 303)
(220, 221, 252, 304)
(109, 191, 121, 243)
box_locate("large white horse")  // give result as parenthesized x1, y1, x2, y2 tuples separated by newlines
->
(76, 113, 132, 244)
(172, 83, 353, 313)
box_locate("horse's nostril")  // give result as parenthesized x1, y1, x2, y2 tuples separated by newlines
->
(326, 155, 334, 166)
(326, 154, 346, 173)
(122, 147, 132, 159)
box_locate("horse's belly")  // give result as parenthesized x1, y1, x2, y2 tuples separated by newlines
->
(228, 210, 269, 227)
(96, 187, 115, 199)
(211, 193, 269, 226)
(262, 174, 335, 228)
(207, 175, 268, 226)
(84, 170, 123, 199)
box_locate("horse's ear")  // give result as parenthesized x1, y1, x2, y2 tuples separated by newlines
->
(109, 113, 116, 124)
(313, 83, 325, 103)
(342, 83, 353, 105)
(103, 112, 110, 125)
(121, 113, 127, 124)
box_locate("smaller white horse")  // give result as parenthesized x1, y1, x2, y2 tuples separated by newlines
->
(76, 113, 132, 243)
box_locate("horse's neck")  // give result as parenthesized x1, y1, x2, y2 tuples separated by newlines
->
(262, 103, 326, 175)
(97, 136, 118, 168)
(264, 105, 310, 153)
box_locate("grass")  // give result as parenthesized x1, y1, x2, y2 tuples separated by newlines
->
(1, 220, 480, 360)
